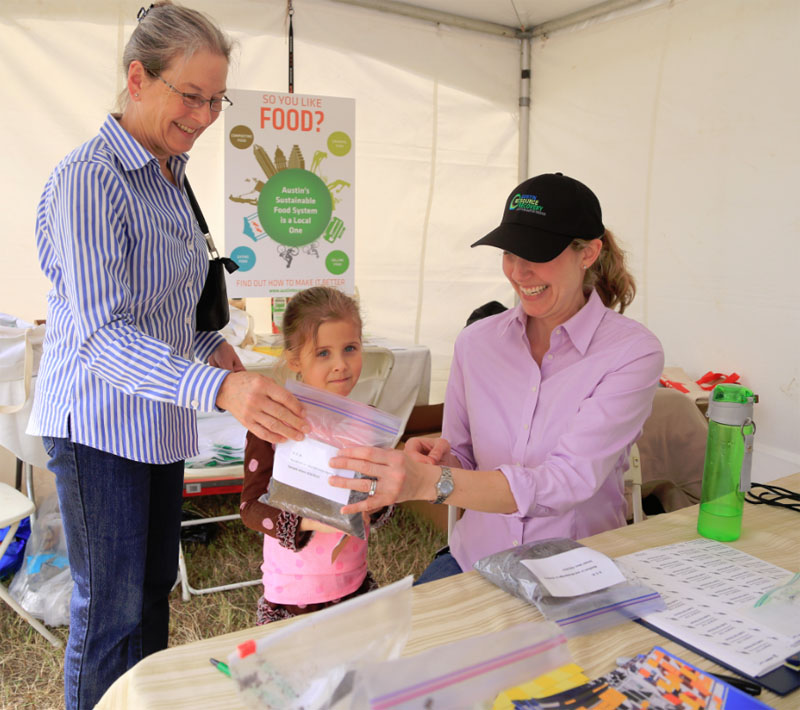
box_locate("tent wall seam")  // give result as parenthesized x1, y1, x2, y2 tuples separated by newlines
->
(413, 79, 439, 346)
(641, 11, 673, 329)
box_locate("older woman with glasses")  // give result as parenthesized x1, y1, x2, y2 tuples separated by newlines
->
(28, 3, 307, 707)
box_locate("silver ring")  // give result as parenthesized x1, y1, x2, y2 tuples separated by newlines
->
(367, 478, 377, 497)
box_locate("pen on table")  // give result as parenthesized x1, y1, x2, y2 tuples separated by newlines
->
(209, 657, 231, 678)
(710, 673, 761, 696)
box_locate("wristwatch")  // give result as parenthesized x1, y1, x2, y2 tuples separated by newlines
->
(433, 466, 454, 505)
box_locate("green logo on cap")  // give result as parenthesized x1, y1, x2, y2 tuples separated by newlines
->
(510, 193, 544, 213)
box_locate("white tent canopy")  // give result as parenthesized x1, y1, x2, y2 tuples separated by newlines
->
(1, 0, 797, 481)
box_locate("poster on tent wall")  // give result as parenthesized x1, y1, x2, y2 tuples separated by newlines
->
(224, 89, 355, 298)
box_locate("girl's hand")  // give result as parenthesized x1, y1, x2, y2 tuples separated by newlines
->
(208, 341, 246, 372)
(328, 446, 433, 515)
(216, 372, 310, 444)
(404, 436, 458, 466)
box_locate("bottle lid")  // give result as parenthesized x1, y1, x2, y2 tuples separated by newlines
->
(708, 383, 758, 426)
(711, 383, 757, 404)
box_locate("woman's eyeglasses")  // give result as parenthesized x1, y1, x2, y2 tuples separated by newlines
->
(149, 71, 232, 113)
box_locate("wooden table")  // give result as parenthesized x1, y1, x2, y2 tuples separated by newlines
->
(97, 472, 800, 709)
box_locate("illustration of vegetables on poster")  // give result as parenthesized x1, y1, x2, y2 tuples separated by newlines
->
(224, 90, 355, 298)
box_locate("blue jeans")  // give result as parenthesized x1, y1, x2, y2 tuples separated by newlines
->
(414, 548, 463, 585)
(43, 435, 184, 710)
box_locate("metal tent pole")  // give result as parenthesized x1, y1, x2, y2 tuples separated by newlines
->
(518, 37, 531, 182)
(328, 0, 651, 40)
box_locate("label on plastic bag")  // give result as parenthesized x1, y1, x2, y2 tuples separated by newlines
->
(273, 437, 355, 505)
(520, 547, 626, 597)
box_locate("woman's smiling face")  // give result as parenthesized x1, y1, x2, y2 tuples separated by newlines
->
(133, 49, 228, 159)
(502, 238, 601, 330)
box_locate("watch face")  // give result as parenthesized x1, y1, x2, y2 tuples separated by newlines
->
(438, 478, 455, 498)
(436, 468, 455, 502)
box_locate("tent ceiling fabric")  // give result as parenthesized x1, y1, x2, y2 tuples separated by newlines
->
(408, 0, 614, 28)
(329, 0, 649, 36)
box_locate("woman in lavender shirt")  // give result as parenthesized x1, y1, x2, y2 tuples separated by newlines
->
(330, 173, 664, 583)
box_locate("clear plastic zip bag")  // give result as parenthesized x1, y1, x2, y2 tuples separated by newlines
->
(351, 621, 570, 709)
(474, 538, 665, 637)
(260, 379, 403, 540)
(229, 576, 413, 710)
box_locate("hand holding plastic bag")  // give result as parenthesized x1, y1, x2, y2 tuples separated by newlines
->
(261, 379, 403, 539)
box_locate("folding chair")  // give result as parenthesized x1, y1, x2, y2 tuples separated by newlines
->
(176, 464, 261, 601)
(0, 316, 48, 520)
(349, 345, 395, 407)
(625, 442, 644, 524)
(447, 504, 460, 544)
(0, 482, 62, 646)
(635, 388, 707, 513)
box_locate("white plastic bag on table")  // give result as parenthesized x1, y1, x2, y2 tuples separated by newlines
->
(228, 576, 412, 710)
(474, 538, 665, 638)
(262, 379, 403, 539)
(351, 621, 570, 710)
(9, 494, 73, 627)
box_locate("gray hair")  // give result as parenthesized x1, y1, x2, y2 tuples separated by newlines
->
(117, 1, 233, 111)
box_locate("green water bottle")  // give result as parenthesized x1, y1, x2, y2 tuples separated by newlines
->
(697, 383, 757, 541)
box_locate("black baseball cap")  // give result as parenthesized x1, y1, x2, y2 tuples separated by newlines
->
(471, 173, 605, 262)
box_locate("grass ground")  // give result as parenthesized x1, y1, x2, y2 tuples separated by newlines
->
(0, 495, 446, 710)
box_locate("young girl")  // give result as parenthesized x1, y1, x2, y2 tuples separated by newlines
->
(240, 286, 391, 623)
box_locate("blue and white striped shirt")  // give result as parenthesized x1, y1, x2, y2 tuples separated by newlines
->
(28, 114, 229, 464)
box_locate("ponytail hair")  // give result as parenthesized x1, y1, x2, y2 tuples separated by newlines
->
(573, 229, 636, 313)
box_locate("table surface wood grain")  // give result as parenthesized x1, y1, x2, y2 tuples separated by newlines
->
(97, 472, 800, 709)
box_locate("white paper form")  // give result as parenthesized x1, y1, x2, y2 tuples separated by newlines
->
(520, 547, 626, 597)
(616, 538, 800, 677)
(273, 437, 355, 505)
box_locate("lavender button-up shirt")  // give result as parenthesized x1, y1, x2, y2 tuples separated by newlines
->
(446, 290, 664, 571)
